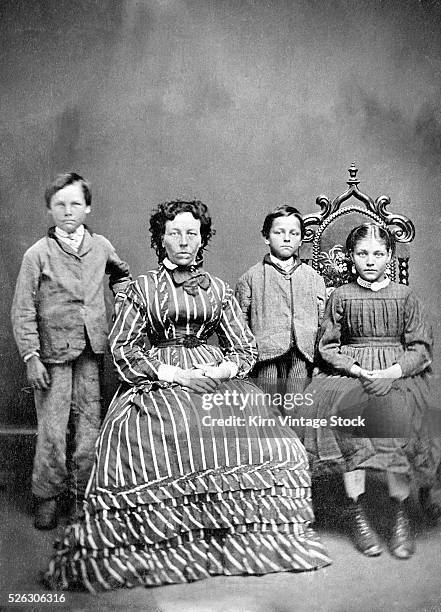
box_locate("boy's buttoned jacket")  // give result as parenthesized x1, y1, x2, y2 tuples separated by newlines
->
(11, 227, 131, 363)
(235, 256, 326, 363)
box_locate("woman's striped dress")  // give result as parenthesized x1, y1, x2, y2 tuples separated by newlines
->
(45, 265, 330, 592)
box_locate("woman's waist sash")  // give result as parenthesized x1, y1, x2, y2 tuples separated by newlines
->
(156, 334, 207, 349)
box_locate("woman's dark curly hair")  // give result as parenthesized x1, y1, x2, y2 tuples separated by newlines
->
(150, 200, 215, 261)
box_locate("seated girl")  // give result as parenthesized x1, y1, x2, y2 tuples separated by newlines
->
(298, 223, 437, 560)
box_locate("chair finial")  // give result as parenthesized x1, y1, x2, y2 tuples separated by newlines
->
(347, 163, 359, 185)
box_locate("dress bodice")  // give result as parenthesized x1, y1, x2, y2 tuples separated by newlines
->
(318, 282, 432, 375)
(110, 266, 257, 387)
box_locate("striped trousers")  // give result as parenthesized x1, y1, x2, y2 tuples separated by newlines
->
(253, 347, 312, 405)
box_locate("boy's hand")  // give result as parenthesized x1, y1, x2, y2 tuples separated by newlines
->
(26, 356, 50, 391)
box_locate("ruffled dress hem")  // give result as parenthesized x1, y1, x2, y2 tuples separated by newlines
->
(44, 463, 330, 592)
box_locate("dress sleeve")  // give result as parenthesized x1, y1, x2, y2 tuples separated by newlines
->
(234, 274, 252, 326)
(396, 291, 433, 377)
(109, 280, 164, 386)
(217, 285, 257, 378)
(318, 289, 356, 374)
(103, 238, 132, 295)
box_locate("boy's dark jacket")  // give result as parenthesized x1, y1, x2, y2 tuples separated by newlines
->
(11, 227, 131, 363)
(235, 255, 326, 363)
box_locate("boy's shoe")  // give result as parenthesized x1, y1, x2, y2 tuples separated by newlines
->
(34, 497, 58, 530)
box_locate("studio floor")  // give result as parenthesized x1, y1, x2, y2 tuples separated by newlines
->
(1, 435, 440, 612)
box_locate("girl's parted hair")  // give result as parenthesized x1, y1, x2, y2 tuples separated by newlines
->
(346, 223, 395, 256)
(150, 200, 215, 261)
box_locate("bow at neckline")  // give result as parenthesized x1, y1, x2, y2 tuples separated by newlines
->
(163, 258, 211, 296)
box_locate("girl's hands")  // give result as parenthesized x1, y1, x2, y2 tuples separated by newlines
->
(359, 364, 402, 396)
(350, 364, 371, 379)
(360, 376, 395, 396)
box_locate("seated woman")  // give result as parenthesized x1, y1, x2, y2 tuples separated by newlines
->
(44, 200, 330, 592)
(299, 223, 437, 560)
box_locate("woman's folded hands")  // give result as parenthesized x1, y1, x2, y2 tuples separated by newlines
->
(173, 365, 222, 393)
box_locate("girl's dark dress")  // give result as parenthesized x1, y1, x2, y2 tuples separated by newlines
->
(45, 265, 329, 592)
(299, 281, 435, 481)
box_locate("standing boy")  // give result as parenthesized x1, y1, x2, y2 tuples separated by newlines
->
(235, 205, 326, 398)
(11, 172, 131, 529)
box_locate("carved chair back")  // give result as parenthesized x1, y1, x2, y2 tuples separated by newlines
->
(301, 164, 415, 294)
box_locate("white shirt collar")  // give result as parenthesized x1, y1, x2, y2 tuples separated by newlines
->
(54, 225, 85, 252)
(162, 256, 198, 270)
(55, 224, 85, 240)
(270, 253, 294, 271)
(162, 257, 177, 270)
(357, 276, 391, 292)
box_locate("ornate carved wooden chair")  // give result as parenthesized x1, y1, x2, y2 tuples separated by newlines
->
(301, 164, 415, 294)
(300, 166, 441, 522)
